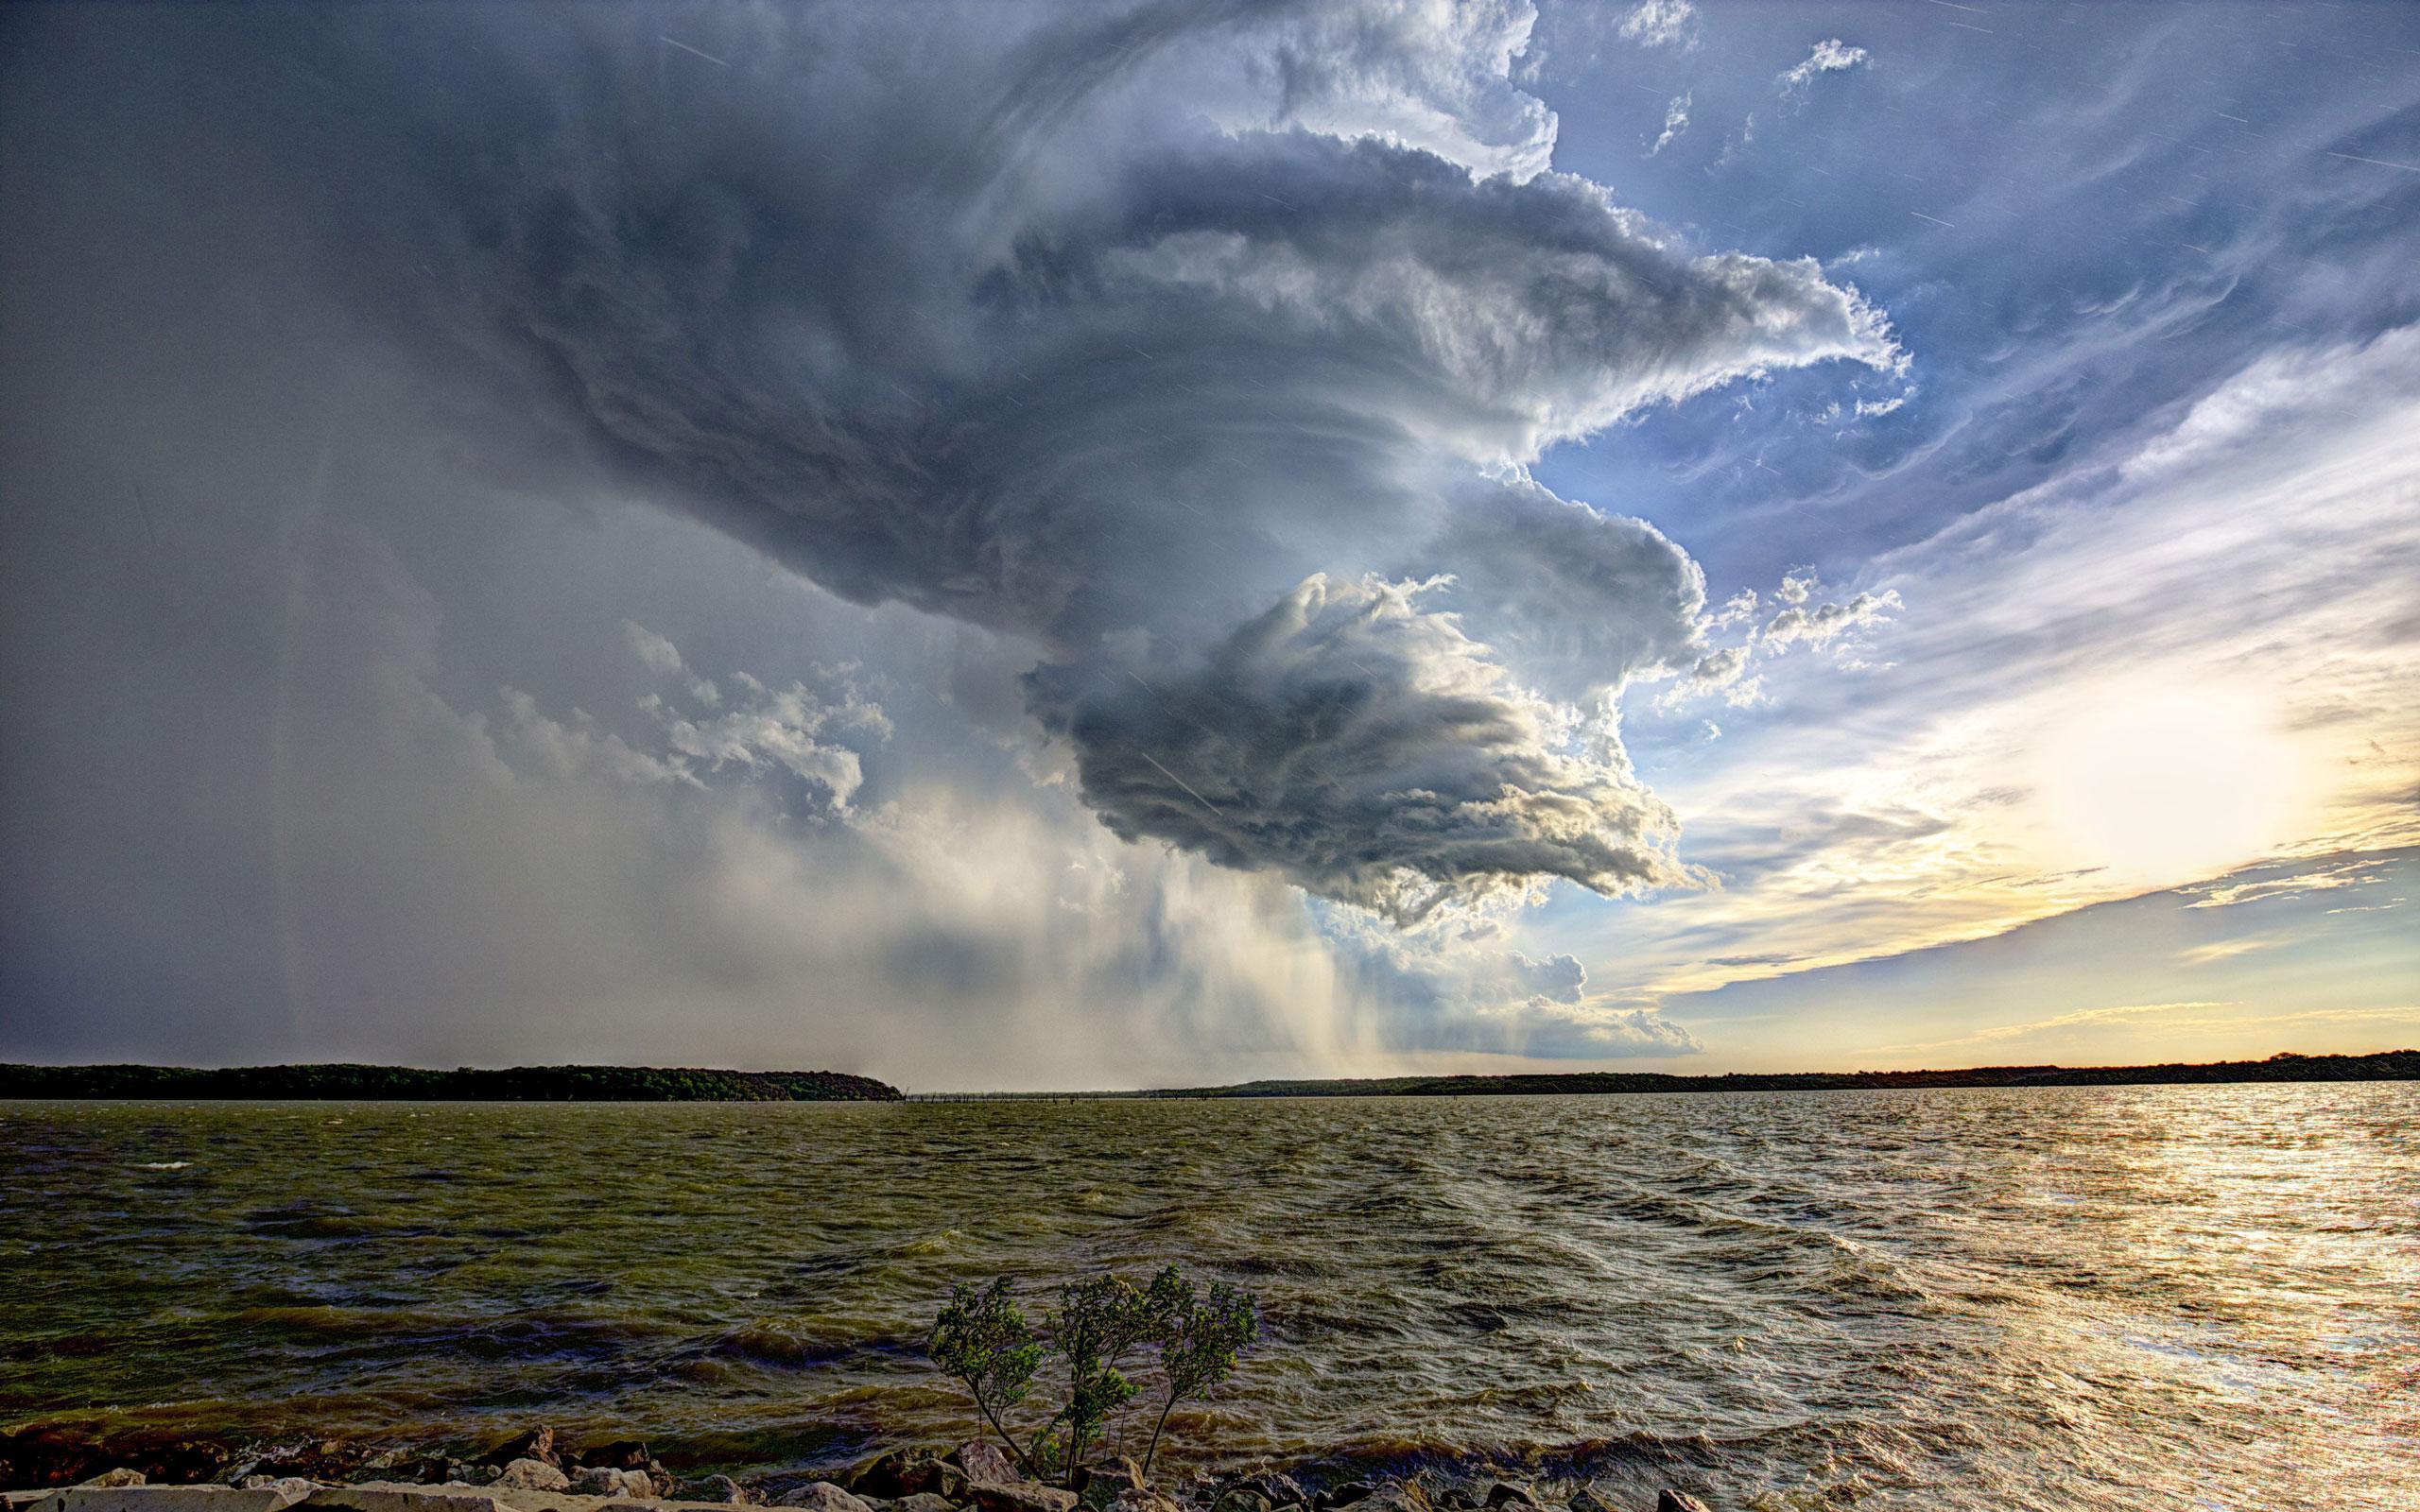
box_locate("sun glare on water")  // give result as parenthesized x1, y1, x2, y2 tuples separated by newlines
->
(2033, 682, 2318, 885)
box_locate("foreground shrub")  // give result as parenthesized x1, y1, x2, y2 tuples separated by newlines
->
(928, 1265, 1258, 1484)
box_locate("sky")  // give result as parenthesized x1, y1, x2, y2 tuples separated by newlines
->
(2, 0, 2415, 1091)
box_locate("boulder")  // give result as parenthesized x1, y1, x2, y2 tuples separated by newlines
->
(1075, 1458, 1144, 1511)
(953, 1444, 1021, 1487)
(1109, 1493, 1181, 1512)
(890, 1496, 957, 1512)
(774, 1486, 873, 1512)
(475, 1434, 555, 1472)
(848, 1451, 960, 1502)
(236, 1482, 317, 1504)
(1232, 1478, 1302, 1511)
(1564, 1487, 1611, 1512)
(1654, 1496, 1710, 1512)
(566, 1469, 653, 1500)
(1314, 1487, 1375, 1512)
(1208, 1491, 1268, 1512)
(486, 1464, 566, 1496)
(79, 1475, 147, 1491)
(966, 1484, 1078, 1512)
(1480, 1489, 1532, 1512)
(682, 1475, 764, 1505)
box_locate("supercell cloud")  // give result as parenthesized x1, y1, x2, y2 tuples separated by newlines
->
(78, 1, 1896, 919)
(270, 0, 1897, 916)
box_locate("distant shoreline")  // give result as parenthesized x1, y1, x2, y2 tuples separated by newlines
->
(2, 1049, 2412, 1102)
(1125, 1048, 2420, 1099)
(0, 1063, 904, 1102)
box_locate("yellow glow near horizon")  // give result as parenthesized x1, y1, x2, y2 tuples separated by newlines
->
(2033, 681, 2318, 885)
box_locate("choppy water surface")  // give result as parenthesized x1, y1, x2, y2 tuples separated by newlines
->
(4, 1088, 2416, 1510)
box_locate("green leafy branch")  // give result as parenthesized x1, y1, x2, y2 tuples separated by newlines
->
(926, 1265, 1259, 1486)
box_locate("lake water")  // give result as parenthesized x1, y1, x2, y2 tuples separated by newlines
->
(3, 1087, 2415, 1510)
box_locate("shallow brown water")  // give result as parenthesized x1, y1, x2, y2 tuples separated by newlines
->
(3, 1086, 2415, 1509)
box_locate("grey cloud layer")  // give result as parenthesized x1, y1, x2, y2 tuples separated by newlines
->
(158, 1, 1894, 911)
(1028, 572, 1691, 921)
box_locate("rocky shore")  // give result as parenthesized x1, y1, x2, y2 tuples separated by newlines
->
(0, 1432, 1713, 1512)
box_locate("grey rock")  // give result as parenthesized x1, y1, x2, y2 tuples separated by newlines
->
(966, 1485, 1078, 1512)
(79, 1475, 147, 1491)
(1563, 1488, 1610, 1512)
(775, 1486, 873, 1512)
(889, 1495, 957, 1512)
(1480, 1488, 1531, 1512)
(36, 1491, 302, 1512)
(1239, 1480, 1303, 1510)
(297, 1486, 506, 1512)
(683, 1476, 764, 1506)
(848, 1452, 960, 1503)
(567, 1470, 654, 1500)
(1653, 1496, 1710, 1512)
(952, 1445, 1020, 1488)
(1077, 1459, 1145, 1512)
(487, 1464, 566, 1495)
(1109, 1492, 1181, 1512)
(1314, 1487, 1374, 1512)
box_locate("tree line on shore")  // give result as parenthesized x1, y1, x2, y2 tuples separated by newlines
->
(0, 1062, 904, 1101)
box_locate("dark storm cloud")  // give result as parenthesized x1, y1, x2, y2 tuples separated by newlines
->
(95, 0, 1894, 912)
(1028, 573, 1691, 921)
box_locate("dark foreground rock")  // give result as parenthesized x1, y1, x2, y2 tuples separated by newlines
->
(475, 1436, 553, 1473)
(2, 1425, 1720, 1512)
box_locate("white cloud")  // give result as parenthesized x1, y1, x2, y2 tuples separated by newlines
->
(1211, 0, 1562, 181)
(2182, 859, 2391, 910)
(1618, 1, 1700, 52)
(1761, 588, 1902, 652)
(1649, 91, 1691, 156)
(621, 619, 684, 676)
(1778, 38, 1871, 99)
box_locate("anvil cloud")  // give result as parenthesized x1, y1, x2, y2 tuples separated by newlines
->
(246, 0, 1893, 912)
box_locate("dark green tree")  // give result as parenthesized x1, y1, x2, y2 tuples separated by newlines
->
(1050, 1271, 1169, 1472)
(1139, 1272, 1257, 1478)
(927, 1267, 1257, 1485)
(929, 1278, 1046, 1469)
